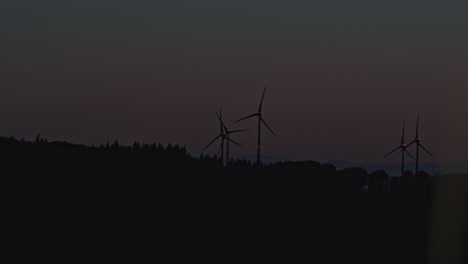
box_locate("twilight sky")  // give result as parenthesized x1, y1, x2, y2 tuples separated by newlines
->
(1, 0, 467, 170)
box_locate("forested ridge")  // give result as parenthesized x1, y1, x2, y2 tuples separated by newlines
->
(2, 135, 466, 263)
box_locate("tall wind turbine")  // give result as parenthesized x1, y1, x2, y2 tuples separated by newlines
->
(384, 120, 415, 176)
(406, 113, 433, 174)
(235, 86, 275, 165)
(216, 112, 247, 165)
(202, 109, 226, 164)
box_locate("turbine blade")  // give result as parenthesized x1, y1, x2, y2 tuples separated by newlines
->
(216, 112, 228, 132)
(235, 113, 258, 123)
(384, 146, 401, 158)
(228, 129, 248, 134)
(219, 108, 223, 133)
(404, 148, 415, 160)
(202, 135, 221, 151)
(401, 120, 406, 145)
(406, 140, 416, 148)
(258, 85, 267, 112)
(416, 112, 420, 138)
(260, 117, 276, 135)
(226, 137, 242, 147)
(419, 144, 433, 156)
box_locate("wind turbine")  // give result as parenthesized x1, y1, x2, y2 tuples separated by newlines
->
(406, 113, 433, 174)
(384, 120, 415, 176)
(216, 112, 247, 165)
(235, 85, 275, 165)
(202, 109, 226, 164)
(203, 109, 244, 166)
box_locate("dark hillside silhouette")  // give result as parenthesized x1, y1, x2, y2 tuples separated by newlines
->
(2, 135, 466, 263)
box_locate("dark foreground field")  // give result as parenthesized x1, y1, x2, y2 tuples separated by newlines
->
(2, 136, 466, 263)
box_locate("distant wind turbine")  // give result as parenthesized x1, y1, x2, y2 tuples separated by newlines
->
(406, 113, 433, 174)
(235, 85, 275, 165)
(202, 109, 226, 164)
(216, 112, 247, 165)
(384, 120, 415, 176)
(203, 108, 243, 166)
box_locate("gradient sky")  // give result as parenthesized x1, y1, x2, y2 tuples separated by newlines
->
(1, 0, 467, 170)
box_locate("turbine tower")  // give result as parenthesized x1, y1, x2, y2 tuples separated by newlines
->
(235, 85, 275, 165)
(406, 113, 433, 174)
(216, 112, 247, 165)
(384, 120, 415, 176)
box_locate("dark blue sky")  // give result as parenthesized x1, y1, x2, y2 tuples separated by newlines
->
(1, 0, 467, 171)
